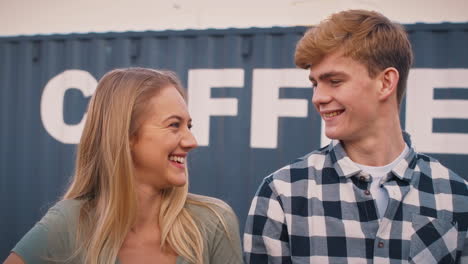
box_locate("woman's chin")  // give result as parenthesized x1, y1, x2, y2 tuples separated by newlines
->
(169, 177, 187, 187)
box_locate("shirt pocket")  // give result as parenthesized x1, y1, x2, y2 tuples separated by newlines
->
(409, 214, 461, 264)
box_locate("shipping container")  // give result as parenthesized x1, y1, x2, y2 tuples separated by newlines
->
(1, 23, 468, 259)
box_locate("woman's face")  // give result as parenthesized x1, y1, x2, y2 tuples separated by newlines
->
(131, 85, 197, 191)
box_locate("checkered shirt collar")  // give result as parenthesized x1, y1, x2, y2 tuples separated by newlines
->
(326, 131, 417, 182)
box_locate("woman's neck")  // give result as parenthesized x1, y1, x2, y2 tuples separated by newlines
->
(132, 185, 163, 232)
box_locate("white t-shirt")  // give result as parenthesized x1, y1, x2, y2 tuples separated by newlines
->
(354, 144, 409, 218)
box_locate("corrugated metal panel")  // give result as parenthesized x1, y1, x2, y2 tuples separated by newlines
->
(1, 24, 468, 259)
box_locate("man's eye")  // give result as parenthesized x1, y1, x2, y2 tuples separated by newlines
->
(311, 83, 317, 89)
(188, 124, 193, 130)
(330, 80, 341, 85)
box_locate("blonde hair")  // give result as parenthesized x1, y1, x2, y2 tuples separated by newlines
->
(63, 67, 230, 264)
(295, 9, 413, 107)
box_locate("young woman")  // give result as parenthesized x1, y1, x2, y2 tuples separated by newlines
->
(4, 68, 243, 264)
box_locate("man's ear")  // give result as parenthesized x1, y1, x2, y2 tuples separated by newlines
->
(378, 67, 399, 101)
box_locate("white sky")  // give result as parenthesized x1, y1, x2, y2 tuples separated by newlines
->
(1, 0, 467, 36)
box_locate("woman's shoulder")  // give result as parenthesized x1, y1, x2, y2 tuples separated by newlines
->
(185, 194, 240, 237)
(37, 199, 83, 230)
(11, 199, 85, 263)
(52, 199, 83, 212)
(46, 199, 83, 219)
(184, 194, 243, 264)
(185, 194, 237, 221)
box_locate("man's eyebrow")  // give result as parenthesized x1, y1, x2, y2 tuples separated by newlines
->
(309, 71, 347, 82)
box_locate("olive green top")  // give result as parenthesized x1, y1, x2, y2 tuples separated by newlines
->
(13, 198, 243, 264)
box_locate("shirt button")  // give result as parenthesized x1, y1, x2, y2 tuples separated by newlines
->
(378, 241, 384, 248)
(364, 190, 371, 195)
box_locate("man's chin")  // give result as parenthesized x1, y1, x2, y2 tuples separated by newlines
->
(325, 130, 341, 141)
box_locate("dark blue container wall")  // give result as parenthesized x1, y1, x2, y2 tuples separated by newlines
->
(1, 24, 468, 259)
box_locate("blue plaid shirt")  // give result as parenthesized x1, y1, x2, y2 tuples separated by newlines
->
(244, 132, 468, 263)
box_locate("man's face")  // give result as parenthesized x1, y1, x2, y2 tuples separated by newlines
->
(309, 51, 382, 143)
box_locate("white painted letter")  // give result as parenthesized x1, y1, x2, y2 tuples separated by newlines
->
(250, 69, 311, 148)
(40, 70, 97, 144)
(188, 69, 244, 146)
(406, 69, 468, 154)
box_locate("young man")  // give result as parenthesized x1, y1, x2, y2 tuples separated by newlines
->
(244, 10, 468, 264)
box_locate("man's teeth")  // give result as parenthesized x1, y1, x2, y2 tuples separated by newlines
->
(323, 111, 342, 118)
(169, 156, 185, 164)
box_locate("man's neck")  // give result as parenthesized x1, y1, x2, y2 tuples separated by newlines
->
(341, 118, 406, 167)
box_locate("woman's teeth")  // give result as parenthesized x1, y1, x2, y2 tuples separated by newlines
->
(169, 155, 185, 164)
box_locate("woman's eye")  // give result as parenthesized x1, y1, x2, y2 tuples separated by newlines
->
(170, 122, 180, 128)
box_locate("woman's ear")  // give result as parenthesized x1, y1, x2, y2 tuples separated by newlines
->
(379, 67, 399, 101)
(129, 135, 136, 150)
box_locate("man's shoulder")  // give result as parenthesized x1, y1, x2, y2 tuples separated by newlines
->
(263, 147, 330, 191)
(413, 152, 467, 184)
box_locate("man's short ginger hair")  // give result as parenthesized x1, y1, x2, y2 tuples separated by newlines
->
(295, 9, 413, 107)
